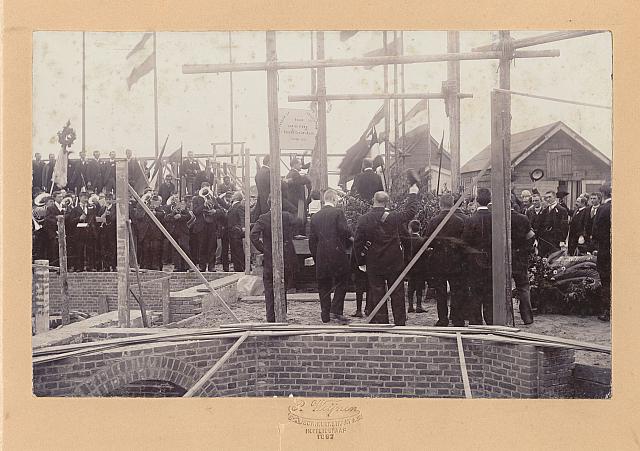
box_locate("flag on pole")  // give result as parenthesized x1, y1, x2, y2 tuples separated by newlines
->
(127, 32, 155, 90)
(129, 157, 150, 195)
(338, 105, 386, 185)
(51, 147, 71, 188)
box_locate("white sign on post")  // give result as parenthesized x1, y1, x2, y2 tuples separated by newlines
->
(278, 108, 318, 150)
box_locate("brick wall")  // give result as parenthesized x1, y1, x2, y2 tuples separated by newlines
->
(34, 271, 233, 314)
(33, 332, 577, 398)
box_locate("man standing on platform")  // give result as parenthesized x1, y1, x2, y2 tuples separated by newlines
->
(101, 151, 117, 194)
(33, 153, 45, 191)
(309, 189, 352, 324)
(86, 150, 103, 194)
(350, 158, 384, 202)
(158, 174, 176, 207)
(181, 151, 201, 195)
(286, 158, 312, 234)
(42, 153, 57, 192)
(353, 181, 419, 325)
(462, 188, 494, 325)
(250, 198, 302, 322)
(592, 183, 611, 322)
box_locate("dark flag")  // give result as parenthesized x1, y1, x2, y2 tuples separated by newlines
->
(127, 33, 155, 90)
(129, 158, 150, 195)
(166, 143, 183, 197)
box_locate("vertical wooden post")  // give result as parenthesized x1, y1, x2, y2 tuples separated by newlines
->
(229, 31, 235, 165)
(244, 146, 252, 274)
(153, 32, 159, 160)
(162, 277, 170, 325)
(33, 260, 50, 333)
(116, 159, 131, 327)
(393, 31, 400, 172)
(447, 31, 461, 192)
(491, 30, 513, 326)
(56, 216, 70, 326)
(383, 31, 390, 188)
(313, 31, 328, 192)
(266, 31, 287, 322)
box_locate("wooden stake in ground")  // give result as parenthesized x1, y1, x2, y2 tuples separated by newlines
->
(56, 216, 70, 326)
(265, 31, 287, 323)
(33, 260, 50, 333)
(115, 160, 131, 327)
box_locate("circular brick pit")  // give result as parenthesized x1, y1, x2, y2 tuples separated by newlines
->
(33, 332, 577, 398)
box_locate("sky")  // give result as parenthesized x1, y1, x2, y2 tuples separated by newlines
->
(33, 31, 612, 186)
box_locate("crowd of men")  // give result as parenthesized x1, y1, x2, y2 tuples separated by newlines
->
(251, 157, 612, 326)
(32, 150, 246, 274)
(33, 150, 612, 326)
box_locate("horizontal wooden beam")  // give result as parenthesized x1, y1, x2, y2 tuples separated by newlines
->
(288, 92, 473, 102)
(182, 49, 559, 75)
(473, 30, 603, 52)
(494, 88, 611, 110)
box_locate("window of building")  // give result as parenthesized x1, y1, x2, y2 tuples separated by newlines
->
(546, 149, 572, 179)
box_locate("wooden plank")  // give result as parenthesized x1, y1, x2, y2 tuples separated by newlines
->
(115, 160, 130, 327)
(57, 216, 70, 326)
(265, 31, 287, 323)
(490, 73, 513, 325)
(183, 331, 251, 397)
(182, 49, 560, 74)
(472, 30, 602, 52)
(161, 278, 170, 325)
(97, 295, 108, 314)
(244, 145, 251, 274)
(126, 220, 149, 327)
(456, 333, 472, 398)
(128, 185, 240, 322)
(447, 31, 461, 192)
(288, 93, 473, 102)
(314, 31, 328, 191)
(33, 260, 50, 333)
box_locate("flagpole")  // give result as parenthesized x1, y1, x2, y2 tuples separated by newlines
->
(82, 32, 86, 154)
(383, 31, 390, 190)
(436, 132, 444, 195)
(426, 101, 432, 191)
(153, 32, 159, 160)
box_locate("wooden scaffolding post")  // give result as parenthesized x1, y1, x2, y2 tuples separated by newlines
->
(314, 31, 328, 191)
(447, 31, 461, 192)
(491, 30, 514, 326)
(33, 260, 50, 333)
(244, 146, 251, 274)
(383, 31, 391, 188)
(115, 159, 131, 327)
(266, 31, 287, 322)
(56, 216, 70, 325)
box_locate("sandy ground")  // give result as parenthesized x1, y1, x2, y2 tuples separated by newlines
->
(180, 295, 611, 368)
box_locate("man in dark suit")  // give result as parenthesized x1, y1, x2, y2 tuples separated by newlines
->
(255, 156, 271, 217)
(567, 196, 589, 255)
(97, 193, 116, 271)
(350, 158, 384, 202)
(424, 193, 467, 326)
(462, 188, 494, 325)
(353, 182, 419, 325)
(592, 183, 611, 322)
(165, 199, 192, 271)
(181, 151, 201, 195)
(195, 160, 215, 192)
(526, 193, 546, 239)
(158, 174, 176, 206)
(538, 190, 569, 257)
(71, 151, 90, 194)
(33, 153, 45, 191)
(511, 201, 536, 325)
(136, 195, 165, 270)
(250, 201, 302, 322)
(309, 189, 352, 323)
(584, 192, 602, 252)
(101, 151, 117, 194)
(86, 150, 103, 193)
(286, 158, 312, 234)
(227, 191, 246, 272)
(44, 190, 67, 266)
(42, 153, 57, 192)
(67, 191, 98, 271)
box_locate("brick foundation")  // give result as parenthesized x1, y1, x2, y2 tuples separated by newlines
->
(33, 331, 577, 398)
(32, 271, 237, 315)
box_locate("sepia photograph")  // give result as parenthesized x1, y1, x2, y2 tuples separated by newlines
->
(30, 30, 611, 400)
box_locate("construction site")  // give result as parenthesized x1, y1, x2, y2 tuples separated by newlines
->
(31, 30, 611, 399)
